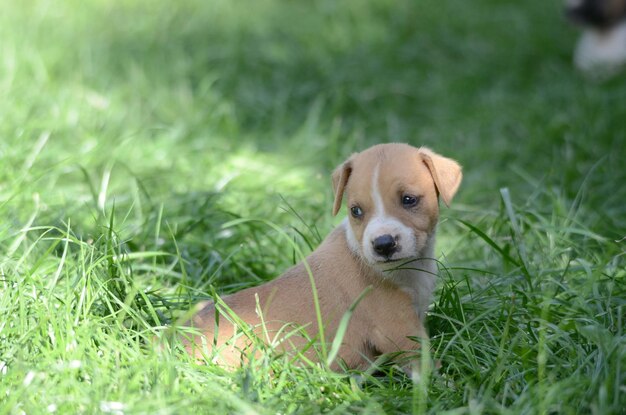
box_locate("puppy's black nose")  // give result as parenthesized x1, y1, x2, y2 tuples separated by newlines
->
(373, 234, 398, 258)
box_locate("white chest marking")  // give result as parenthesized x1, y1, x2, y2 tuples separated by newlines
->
(575, 22, 626, 74)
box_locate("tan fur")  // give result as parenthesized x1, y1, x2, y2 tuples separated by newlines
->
(180, 143, 462, 370)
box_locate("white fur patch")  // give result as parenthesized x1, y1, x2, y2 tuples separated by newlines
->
(343, 218, 360, 256)
(575, 21, 626, 75)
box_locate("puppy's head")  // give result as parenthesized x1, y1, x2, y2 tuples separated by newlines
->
(332, 144, 462, 270)
(566, 0, 626, 29)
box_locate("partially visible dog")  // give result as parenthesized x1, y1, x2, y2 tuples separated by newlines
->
(179, 143, 462, 371)
(566, 0, 626, 76)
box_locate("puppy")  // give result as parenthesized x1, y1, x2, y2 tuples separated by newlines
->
(180, 143, 462, 371)
(566, 0, 626, 75)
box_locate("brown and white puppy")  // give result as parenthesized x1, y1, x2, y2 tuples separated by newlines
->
(566, 0, 626, 75)
(180, 143, 462, 371)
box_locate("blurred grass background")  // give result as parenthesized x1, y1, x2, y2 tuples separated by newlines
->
(0, 0, 625, 413)
(2, 0, 624, 230)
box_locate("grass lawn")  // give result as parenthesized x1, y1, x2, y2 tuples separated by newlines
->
(1, 0, 625, 413)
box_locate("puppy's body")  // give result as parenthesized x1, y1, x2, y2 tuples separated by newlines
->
(189, 225, 426, 369)
(182, 144, 462, 370)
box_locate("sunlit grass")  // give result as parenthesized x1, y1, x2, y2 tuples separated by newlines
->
(1, 0, 625, 413)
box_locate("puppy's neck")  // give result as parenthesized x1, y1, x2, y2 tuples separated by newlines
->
(384, 233, 437, 320)
(342, 219, 437, 320)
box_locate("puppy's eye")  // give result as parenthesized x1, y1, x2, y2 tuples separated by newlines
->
(350, 206, 364, 218)
(401, 195, 420, 208)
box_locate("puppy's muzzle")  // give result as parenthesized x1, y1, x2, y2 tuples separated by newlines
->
(372, 234, 399, 259)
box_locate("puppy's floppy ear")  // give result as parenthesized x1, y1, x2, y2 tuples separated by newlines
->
(331, 156, 354, 216)
(419, 147, 462, 207)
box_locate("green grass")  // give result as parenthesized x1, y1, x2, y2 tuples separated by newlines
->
(1, 0, 625, 413)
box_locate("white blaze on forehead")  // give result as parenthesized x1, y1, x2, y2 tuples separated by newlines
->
(371, 164, 385, 216)
(368, 163, 399, 235)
